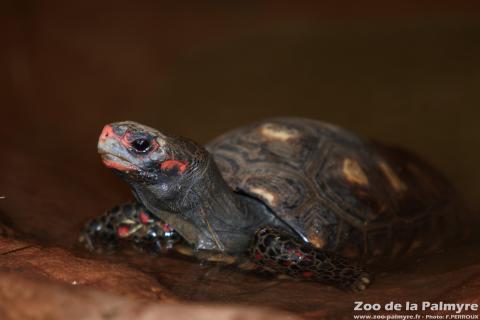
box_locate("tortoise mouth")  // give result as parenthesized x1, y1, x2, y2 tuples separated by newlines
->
(100, 153, 139, 172)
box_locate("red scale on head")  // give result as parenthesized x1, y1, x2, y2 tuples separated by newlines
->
(100, 125, 131, 149)
(99, 125, 115, 141)
(102, 159, 136, 171)
(160, 160, 188, 173)
(120, 132, 133, 149)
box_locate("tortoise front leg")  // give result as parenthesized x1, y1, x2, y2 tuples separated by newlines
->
(251, 227, 372, 291)
(78, 202, 181, 253)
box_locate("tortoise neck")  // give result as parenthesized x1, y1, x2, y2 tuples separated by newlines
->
(180, 157, 256, 252)
(134, 155, 256, 253)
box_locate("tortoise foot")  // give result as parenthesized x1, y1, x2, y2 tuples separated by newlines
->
(79, 202, 181, 254)
(251, 227, 374, 290)
(347, 271, 372, 292)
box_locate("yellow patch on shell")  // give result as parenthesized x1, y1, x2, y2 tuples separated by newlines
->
(249, 187, 277, 206)
(308, 234, 326, 249)
(260, 123, 299, 141)
(378, 161, 407, 192)
(342, 158, 369, 186)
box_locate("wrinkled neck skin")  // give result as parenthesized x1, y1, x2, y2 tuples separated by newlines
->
(130, 155, 278, 254)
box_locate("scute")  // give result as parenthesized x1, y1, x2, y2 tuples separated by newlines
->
(241, 169, 309, 212)
(300, 202, 339, 250)
(206, 117, 459, 260)
(312, 145, 397, 225)
(208, 119, 318, 171)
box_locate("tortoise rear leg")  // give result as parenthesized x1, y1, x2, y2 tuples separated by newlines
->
(251, 227, 372, 291)
(79, 202, 181, 253)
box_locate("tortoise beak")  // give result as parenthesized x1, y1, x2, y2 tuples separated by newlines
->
(98, 124, 138, 172)
(100, 153, 138, 171)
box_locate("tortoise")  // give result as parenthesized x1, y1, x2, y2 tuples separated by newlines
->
(79, 117, 462, 291)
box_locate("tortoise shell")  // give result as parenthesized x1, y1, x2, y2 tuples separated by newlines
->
(206, 118, 461, 260)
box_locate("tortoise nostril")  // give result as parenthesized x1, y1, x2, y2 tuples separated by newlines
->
(99, 125, 116, 141)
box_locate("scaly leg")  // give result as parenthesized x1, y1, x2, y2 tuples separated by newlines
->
(79, 202, 181, 253)
(251, 227, 372, 291)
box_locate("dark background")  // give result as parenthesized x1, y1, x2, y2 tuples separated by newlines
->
(1, 1, 479, 245)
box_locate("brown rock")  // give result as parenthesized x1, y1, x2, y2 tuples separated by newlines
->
(0, 224, 14, 237)
(0, 273, 300, 320)
(0, 236, 174, 301)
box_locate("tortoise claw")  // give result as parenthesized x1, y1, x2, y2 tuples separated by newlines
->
(349, 272, 373, 292)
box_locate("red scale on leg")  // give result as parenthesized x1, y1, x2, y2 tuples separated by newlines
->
(162, 224, 173, 233)
(139, 211, 151, 224)
(294, 250, 304, 258)
(267, 260, 277, 267)
(117, 226, 130, 238)
(302, 271, 315, 278)
(254, 251, 263, 261)
(303, 254, 313, 261)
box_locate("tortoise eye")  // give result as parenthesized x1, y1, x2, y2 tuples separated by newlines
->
(131, 138, 151, 152)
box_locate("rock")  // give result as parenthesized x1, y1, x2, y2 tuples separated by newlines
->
(1, 235, 480, 319)
(0, 272, 300, 320)
(0, 236, 174, 301)
(0, 224, 13, 237)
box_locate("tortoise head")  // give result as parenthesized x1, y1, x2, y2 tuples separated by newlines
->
(98, 121, 270, 252)
(98, 121, 210, 211)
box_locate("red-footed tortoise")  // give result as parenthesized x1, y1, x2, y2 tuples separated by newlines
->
(79, 117, 462, 291)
